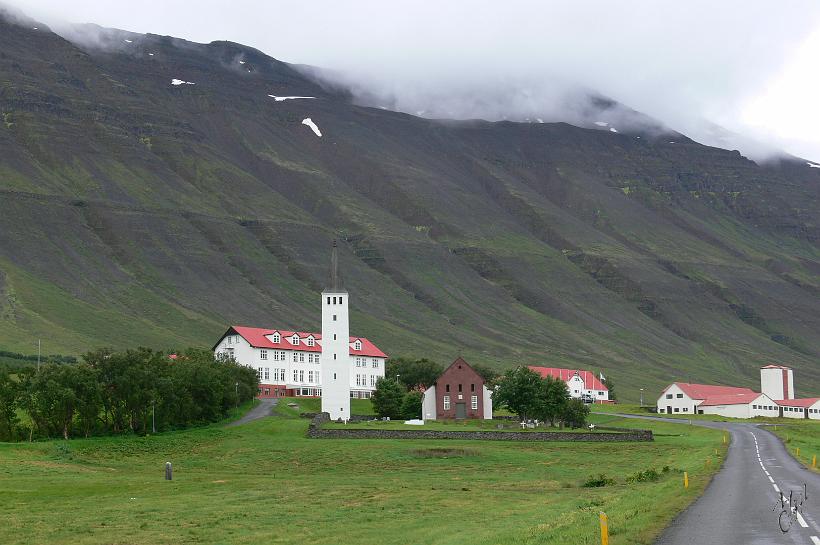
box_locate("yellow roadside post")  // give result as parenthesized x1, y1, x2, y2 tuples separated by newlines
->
(813, 455, 817, 469)
(723, 434, 727, 444)
(714, 448, 718, 456)
(684, 472, 689, 489)
(599, 512, 609, 545)
(705, 458, 711, 468)
(797, 447, 800, 457)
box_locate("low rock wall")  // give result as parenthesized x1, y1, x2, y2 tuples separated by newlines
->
(307, 413, 653, 442)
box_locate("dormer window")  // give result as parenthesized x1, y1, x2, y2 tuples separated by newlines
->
(272, 333, 280, 343)
(307, 337, 315, 347)
(354, 340, 362, 351)
(292, 335, 300, 345)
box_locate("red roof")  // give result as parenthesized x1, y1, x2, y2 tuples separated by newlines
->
(216, 326, 388, 358)
(699, 392, 766, 407)
(668, 383, 756, 401)
(776, 398, 820, 408)
(529, 367, 607, 391)
(762, 364, 792, 370)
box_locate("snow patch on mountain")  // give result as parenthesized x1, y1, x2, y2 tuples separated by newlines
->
(268, 95, 315, 102)
(808, 162, 820, 168)
(594, 121, 609, 127)
(302, 118, 322, 137)
(171, 79, 195, 86)
(609, 127, 618, 133)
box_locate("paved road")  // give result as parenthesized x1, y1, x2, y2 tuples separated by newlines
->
(226, 398, 278, 427)
(604, 414, 820, 544)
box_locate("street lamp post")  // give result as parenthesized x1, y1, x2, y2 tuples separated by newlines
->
(396, 374, 400, 384)
(640, 388, 644, 407)
(235, 382, 239, 409)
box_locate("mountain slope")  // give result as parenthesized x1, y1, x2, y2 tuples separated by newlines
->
(0, 13, 818, 400)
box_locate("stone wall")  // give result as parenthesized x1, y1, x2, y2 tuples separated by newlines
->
(307, 413, 653, 442)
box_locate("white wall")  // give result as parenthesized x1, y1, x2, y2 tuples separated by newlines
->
(761, 367, 794, 400)
(482, 385, 493, 420)
(700, 403, 751, 419)
(422, 385, 437, 421)
(321, 289, 351, 420)
(656, 384, 699, 415)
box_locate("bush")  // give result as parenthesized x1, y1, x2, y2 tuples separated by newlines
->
(561, 398, 590, 429)
(626, 468, 661, 483)
(401, 390, 424, 420)
(583, 473, 616, 487)
(372, 378, 406, 419)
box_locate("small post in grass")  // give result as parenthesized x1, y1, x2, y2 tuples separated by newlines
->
(813, 455, 817, 469)
(723, 434, 727, 444)
(705, 458, 711, 468)
(165, 462, 173, 481)
(797, 447, 800, 458)
(684, 472, 689, 489)
(599, 512, 609, 545)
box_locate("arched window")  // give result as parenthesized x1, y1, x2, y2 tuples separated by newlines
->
(272, 333, 280, 343)
(354, 340, 362, 351)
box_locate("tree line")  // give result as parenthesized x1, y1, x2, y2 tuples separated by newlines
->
(0, 348, 258, 441)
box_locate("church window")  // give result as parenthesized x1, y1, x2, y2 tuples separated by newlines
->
(334, 354, 337, 360)
(333, 334, 337, 340)
(443, 396, 451, 410)
(334, 373, 337, 380)
(333, 297, 337, 304)
(471, 383, 475, 392)
(458, 384, 463, 393)
(260, 350, 268, 360)
(327, 297, 331, 304)
(333, 315, 337, 321)
(339, 297, 343, 304)
(445, 384, 450, 392)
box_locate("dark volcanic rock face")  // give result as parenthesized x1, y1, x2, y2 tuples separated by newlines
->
(0, 13, 818, 397)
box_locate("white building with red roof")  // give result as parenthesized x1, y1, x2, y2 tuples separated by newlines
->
(528, 367, 610, 402)
(657, 364, 818, 419)
(213, 242, 387, 405)
(213, 326, 387, 399)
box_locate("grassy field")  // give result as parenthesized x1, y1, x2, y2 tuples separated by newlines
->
(0, 405, 726, 545)
(768, 422, 820, 472)
(322, 414, 631, 433)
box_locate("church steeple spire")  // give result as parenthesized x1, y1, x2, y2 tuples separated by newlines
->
(330, 239, 340, 291)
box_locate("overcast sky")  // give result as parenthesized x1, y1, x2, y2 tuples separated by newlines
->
(10, 0, 820, 161)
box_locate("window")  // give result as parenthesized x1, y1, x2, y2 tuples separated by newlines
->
(260, 349, 268, 360)
(458, 384, 463, 392)
(333, 315, 337, 321)
(443, 396, 451, 410)
(333, 296, 337, 304)
(674, 408, 680, 413)
(333, 334, 337, 340)
(334, 354, 337, 360)
(293, 370, 298, 382)
(299, 370, 304, 382)
(327, 296, 331, 304)
(446, 384, 450, 393)
(307, 337, 315, 347)
(279, 369, 285, 381)
(372, 359, 378, 368)
(339, 297, 343, 304)
(316, 371, 320, 383)
(354, 340, 362, 351)
(293, 352, 298, 362)
(292, 335, 300, 345)
(666, 394, 673, 399)
(356, 374, 361, 386)
(676, 393, 683, 398)
(272, 333, 280, 343)
(299, 353, 305, 363)
(471, 395, 478, 410)
(355, 357, 361, 367)
(257, 367, 263, 380)
(598, 391, 604, 396)
(308, 371, 314, 383)
(370, 375, 375, 387)
(752, 405, 757, 409)
(683, 408, 688, 412)
(471, 384, 475, 392)
(264, 368, 270, 380)
(264, 388, 270, 395)
(659, 408, 665, 413)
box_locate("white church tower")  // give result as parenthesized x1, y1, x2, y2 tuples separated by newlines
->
(321, 240, 351, 420)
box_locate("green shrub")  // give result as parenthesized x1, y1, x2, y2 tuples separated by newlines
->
(582, 473, 616, 487)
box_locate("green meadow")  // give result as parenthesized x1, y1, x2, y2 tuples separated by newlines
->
(0, 405, 725, 545)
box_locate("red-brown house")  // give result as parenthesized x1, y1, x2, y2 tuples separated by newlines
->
(421, 357, 493, 420)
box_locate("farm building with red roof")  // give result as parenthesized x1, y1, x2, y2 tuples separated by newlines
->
(657, 364, 820, 419)
(528, 366, 610, 402)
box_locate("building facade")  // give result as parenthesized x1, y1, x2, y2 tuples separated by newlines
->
(213, 327, 387, 400)
(528, 367, 610, 402)
(422, 357, 493, 420)
(656, 364, 815, 419)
